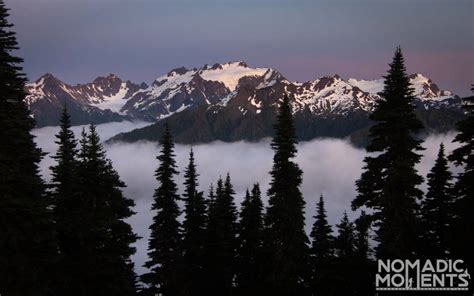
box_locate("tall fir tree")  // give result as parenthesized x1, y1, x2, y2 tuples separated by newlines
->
(263, 95, 310, 295)
(142, 124, 182, 296)
(73, 125, 138, 296)
(49, 107, 81, 293)
(204, 175, 238, 295)
(0, 1, 57, 295)
(448, 86, 474, 281)
(352, 47, 424, 259)
(181, 148, 207, 295)
(310, 195, 335, 296)
(420, 143, 455, 258)
(236, 184, 264, 295)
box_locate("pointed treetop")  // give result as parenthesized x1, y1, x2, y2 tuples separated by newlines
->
(310, 194, 334, 261)
(271, 95, 298, 159)
(251, 183, 261, 199)
(432, 143, 449, 172)
(335, 211, 356, 258)
(224, 173, 235, 195)
(438, 142, 445, 158)
(60, 106, 72, 127)
(54, 107, 76, 148)
(184, 148, 198, 189)
(88, 124, 100, 146)
(380, 46, 415, 100)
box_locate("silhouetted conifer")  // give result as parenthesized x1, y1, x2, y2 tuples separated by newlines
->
(0, 1, 57, 294)
(74, 125, 138, 296)
(334, 212, 355, 258)
(352, 47, 424, 259)
(142, 124, 182, 296)
(181, 148, 207, 295)
(236, 184, 264, 295)
(49, 107, 81, 293)
(420, 143, 455, 258)
(354, 211, 371, 259)
(310, 195, 334, 296)
(332, 212, 358, 295)
(311, 195, 334, 261)
(204, 175, 238, 295)
(262, 95, 310, 295)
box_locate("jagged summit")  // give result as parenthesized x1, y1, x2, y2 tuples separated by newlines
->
(36, 73, 63, 85)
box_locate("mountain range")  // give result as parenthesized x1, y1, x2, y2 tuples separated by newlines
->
(25, 61, 464, 144)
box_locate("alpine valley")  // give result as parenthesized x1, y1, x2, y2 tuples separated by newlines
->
(26, 61, 464, 145)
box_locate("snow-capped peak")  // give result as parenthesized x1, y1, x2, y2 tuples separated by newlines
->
(407, 73, 452, 99)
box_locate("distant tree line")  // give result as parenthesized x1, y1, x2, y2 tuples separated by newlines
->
(0, 0, 472, 295)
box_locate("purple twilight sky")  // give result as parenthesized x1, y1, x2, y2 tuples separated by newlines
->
(5, 0, 474, 96)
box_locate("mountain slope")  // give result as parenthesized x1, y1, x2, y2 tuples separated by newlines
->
(25, 74, 147, 127)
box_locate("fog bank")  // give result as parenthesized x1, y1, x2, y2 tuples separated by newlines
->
(32, 122, 461, 275)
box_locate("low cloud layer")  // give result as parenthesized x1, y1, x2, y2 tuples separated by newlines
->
(32, 122, 461, 275)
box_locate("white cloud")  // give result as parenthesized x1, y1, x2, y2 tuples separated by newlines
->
(33, 122, 461, 275)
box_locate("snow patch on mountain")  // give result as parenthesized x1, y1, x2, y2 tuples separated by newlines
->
(95, 82, 130, 113)
(157, 103, 190, 120)
(200, 62, 269, 91)
(25, 76, 48, 106)
(150, 69, 197, 99)
(348, 78, 384, 95)
(217, 90, 238, 108)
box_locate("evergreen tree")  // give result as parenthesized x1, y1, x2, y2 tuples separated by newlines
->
(263, 95, 310, 295)
(310, 195, 334, 261)
(448, 86, 474, 280)
(181, 148, 207, 295)
(207, 183, 215, 213)
(334, 212, 355, 259)
(74, 125, 138, 296)
(0, 1, 57, 294)
(354, 211, 371, 259)
(142, 124, 182, 296)
(204, 175, 238, 295)
(236, 184, 264, 295)
(420, 143, 455, 258)
(49, 107, 81, 293)
(50, 107, 78, 236)
(352, 47, 424, 259)
(332, 212, 357, 296)
(310, 195, 334, 296)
